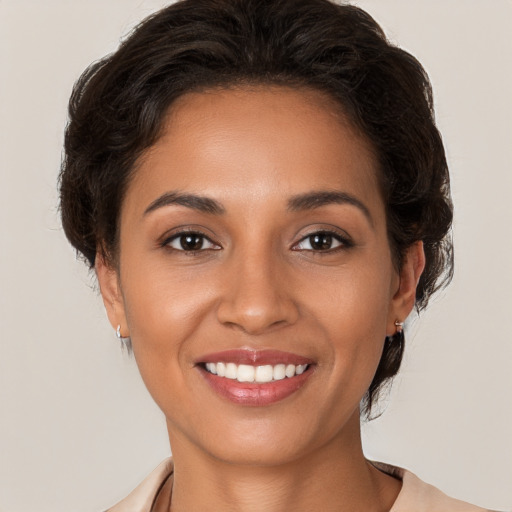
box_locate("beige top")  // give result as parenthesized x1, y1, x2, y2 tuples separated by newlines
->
(106, 458, 495, 512)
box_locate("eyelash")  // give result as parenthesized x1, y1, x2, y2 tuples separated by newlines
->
(162, 229, 352, 254)
(162, 229, 220, 254)
(292, 230, 353, 253)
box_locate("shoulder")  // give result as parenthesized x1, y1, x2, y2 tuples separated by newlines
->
(372, 462, 498, 512)
(105, 458, 173, 512)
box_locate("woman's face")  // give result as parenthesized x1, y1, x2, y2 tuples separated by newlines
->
(98, 86, 421, 466)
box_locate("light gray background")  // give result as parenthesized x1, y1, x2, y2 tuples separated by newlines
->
(1, 1, 511, 511)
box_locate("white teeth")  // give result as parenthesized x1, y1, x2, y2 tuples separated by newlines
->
(225, 362, 237, 379)
(205, 362, 217, 375)
(285, 364, 295, 378)
(216, 362, 226, 377)
(236, 364, 255, 382)
(296, 364, 307, 375)
(204, 362, 309, 382)
(255, 365, 273, 383)
(273, 364, 286, 381)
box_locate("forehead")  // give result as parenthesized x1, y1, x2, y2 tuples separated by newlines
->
(126, 86, 382, 216)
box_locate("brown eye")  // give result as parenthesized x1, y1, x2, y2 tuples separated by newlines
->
(180, 234, 204, 250)
(309, 233, 334, 250)
(166, 232, 219, 251)
(294, 231, 349, 252)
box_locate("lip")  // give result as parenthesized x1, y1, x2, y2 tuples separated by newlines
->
(196, 349, 315, 406)
(196, 348, 314, 366)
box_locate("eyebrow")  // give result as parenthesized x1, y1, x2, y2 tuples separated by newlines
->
(143, 189, 372, 224)
(144, 191, 225, 216)
(287, 190, 373, 225)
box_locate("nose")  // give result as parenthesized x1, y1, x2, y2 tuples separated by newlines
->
(216, 251, 300, 335)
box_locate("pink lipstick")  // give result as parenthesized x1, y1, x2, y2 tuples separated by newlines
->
(196, 349, 314, 406)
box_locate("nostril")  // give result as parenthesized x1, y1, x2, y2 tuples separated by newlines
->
(220, 315, 291, 335)
(216, 295, 299, 335)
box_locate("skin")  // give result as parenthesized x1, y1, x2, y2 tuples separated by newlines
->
(97, 86, 425, 512)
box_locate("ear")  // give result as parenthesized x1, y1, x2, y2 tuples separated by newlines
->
(95, 252, 129, 337)
(387, 241, 426, 336)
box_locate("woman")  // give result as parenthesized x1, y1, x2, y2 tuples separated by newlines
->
(58, 0, 498, 510)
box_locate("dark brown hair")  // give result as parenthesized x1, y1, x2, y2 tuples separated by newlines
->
(59, 0, 453, 417)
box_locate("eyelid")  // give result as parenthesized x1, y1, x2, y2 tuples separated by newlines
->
(291, 228, 353, 251)
(161, 228, 221, 251)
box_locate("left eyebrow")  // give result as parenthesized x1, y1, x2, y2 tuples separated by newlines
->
(144, 191, 226, 216)
(287, 190, 373, 226)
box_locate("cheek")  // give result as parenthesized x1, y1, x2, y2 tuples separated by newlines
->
(119, 260, 218, 399)
(305, 258, 394, 392)
(306, 252, 393, 334)
(122, 257, 216, 338)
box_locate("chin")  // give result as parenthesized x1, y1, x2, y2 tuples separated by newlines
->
(171, 401, 361, 469)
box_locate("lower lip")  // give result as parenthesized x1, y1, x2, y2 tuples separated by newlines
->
(199, 367, 313, 406)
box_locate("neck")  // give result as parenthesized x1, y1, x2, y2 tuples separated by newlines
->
(166, 413, 401, 512)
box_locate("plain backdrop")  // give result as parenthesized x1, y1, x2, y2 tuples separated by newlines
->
(1, 1, 511, 511)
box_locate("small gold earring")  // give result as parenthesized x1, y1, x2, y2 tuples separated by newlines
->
(394, 320, 404, 334)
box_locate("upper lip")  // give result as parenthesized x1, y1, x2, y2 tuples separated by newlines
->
(196, 348, 314, 366)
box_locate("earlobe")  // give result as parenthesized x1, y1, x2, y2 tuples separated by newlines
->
(389, 241, 426, 332)
(95, 252, 128, 333)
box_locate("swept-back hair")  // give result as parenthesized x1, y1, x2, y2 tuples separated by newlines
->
(60, 0, 453, 416)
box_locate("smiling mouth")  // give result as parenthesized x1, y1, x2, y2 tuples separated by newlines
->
(197, 350, 314, 406)
(203, 362, 309, 383)
(199, 363, 313, 406)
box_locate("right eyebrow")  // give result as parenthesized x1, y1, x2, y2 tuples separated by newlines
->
(143, 191, 226, 216)
(287, 190, 373, 226)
